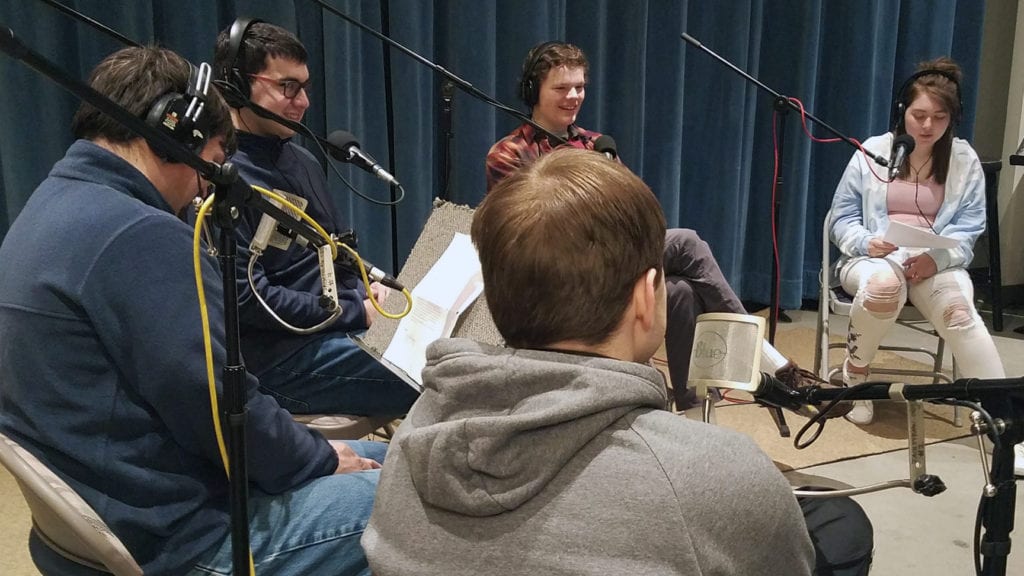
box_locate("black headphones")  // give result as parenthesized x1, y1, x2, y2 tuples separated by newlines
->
(518, 41, 561, 108)
(144, 61, 214, 161)
(892, 68, 963, 132)
(218, 16, 263, 106)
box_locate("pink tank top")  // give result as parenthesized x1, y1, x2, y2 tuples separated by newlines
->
(887, 177, 945, 230)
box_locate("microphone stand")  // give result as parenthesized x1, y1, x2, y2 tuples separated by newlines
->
(785, 378, 1022, 576)
(680, 33, 889, 438)
(0, 25, 336, 576)
(439, 80, 455, 200)
(304, 0, 568, 147)
(680, 33, 889, 344)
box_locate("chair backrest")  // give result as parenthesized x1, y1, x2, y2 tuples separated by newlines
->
(0, 432, 142, 576)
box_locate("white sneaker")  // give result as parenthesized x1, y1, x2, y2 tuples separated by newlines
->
(842, 362, 873, 425)
(1014, 444, 1024, 478)
(845, 401, 874, 425)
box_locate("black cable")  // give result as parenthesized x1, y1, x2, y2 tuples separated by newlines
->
(34, 0, 141, 47)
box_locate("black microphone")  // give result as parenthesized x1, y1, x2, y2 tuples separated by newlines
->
(593, 134, 617, 160)
(749, 372, 851, 420)
(325, 130, 401, 187)
(333, 245, 404, 291)
(888, 133, 915, 180)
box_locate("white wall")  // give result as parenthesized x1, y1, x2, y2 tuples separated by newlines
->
(978, 0, 1023, 286)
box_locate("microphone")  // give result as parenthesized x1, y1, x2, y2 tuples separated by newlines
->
(333, 243, 405, 292)
(317, 244, 341, 312)
(325, 130, 401, 187)
(593, 135, 617, 160)
(687, 313, 848, 420)
(251, 189, 309, 252)
(888, 133, 915, 180)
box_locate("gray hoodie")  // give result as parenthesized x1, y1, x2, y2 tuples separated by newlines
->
(364, 338, 814, 575)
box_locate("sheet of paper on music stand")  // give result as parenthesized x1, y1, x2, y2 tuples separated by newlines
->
(882, 221, 959, 249)
(382, 233, 483, 384)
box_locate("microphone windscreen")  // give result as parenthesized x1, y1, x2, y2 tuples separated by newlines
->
(326, 130, 360, 155)
(593, 134, 618, 158)
(893, 133, 915, 153)
(687, 313, 765, 392)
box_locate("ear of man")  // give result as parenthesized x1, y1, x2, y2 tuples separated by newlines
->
(632, 268, 659, 333)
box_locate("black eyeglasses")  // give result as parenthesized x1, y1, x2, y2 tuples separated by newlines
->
(248, 74, 312, 99)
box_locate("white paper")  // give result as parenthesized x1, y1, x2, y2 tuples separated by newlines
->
(882, 221, 958, 249)
(382, 233, 483, 384)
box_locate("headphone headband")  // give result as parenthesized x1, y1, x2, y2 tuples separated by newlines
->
(220, 17, 263, 103)
(893, 67, 963, 130)
(145, 61, 214, 161)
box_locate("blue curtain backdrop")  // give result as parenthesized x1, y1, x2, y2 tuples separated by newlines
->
(0, 0, 984, 308)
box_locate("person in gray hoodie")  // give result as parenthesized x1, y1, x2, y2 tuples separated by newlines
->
(362, 148, 817, 575)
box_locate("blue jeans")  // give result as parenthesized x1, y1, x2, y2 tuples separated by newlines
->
(257, 332, 419, 416)
(187, 441, 387, 576)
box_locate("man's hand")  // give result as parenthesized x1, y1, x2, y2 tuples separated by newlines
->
(867, 237, 898, 258)
(903, 254, 938, 285)
(330, 440, 381, 474)
(363, 282, 390, 327)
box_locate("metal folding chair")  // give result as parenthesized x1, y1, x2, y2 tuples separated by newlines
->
(814, 210, 961, 427)
(0, 431, 142, 576)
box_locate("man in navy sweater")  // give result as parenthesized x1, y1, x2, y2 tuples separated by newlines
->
(212, 20, 418, 417)
(0, 46, 384, 575)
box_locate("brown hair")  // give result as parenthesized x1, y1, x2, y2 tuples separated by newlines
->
(214, 22, 308, 92)
(71, 46, 234, 152)
(895, 56, 962, 184)
(472, 148, 666, 349)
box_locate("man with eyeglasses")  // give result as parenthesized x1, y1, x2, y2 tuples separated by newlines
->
(212, 21, 418, 419)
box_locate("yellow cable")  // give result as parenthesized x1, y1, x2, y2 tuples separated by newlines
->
(193, 195, 230, 475)
(250, 185, 412, 320)
(250, 185, 336, 259)
(334, 242, 413, 319)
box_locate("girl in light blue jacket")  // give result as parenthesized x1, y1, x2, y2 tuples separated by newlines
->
(828, 57, 1003, 425)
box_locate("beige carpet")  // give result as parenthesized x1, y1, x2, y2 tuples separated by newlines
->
(0, 466, 39, 575)
(684, 325, 968, 471)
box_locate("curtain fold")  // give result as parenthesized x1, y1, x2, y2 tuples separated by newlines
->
(0, 0, 985, 307)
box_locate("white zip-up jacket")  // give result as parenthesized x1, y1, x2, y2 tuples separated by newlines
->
(829, 133, 986, 272)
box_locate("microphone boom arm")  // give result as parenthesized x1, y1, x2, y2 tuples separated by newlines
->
(0, 25, 234, 186)
(307, 0, 567, 146)
(680, 33, 888, 168)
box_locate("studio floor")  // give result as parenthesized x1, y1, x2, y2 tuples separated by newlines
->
(2, 307, 1024, 574)
(777, 307, 1024, 575)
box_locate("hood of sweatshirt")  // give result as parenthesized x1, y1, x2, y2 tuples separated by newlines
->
(398, 338, 668, 517)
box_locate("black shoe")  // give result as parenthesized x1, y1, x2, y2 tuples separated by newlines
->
(775, 364, 853, 419)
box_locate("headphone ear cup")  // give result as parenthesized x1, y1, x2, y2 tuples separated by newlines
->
(145, 92, 183, 160)
(231, 68, 251, 101)
(520, 77, 536, 107)
(144, 92, 208, 160)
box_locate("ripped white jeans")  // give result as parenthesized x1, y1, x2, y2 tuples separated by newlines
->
(838, 253, 1004, 379)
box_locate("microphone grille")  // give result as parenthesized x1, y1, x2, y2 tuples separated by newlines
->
(593, 134, 618, 158)
(326, 130, 360, 151)
(687, 313, 765, 392)
(894, 133, 916, 153)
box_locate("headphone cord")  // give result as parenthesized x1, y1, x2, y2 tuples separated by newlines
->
(909, 156, 937, 233)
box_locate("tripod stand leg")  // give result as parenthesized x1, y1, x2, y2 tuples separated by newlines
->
(769, 405, 791, 437)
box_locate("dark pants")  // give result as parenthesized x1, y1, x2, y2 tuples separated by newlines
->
(799, 493, 874, 575)
(663, 228, 746, 410)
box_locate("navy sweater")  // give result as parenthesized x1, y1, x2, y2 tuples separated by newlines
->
(0, 140, 338, 575)
(229, 132, 368, 376)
